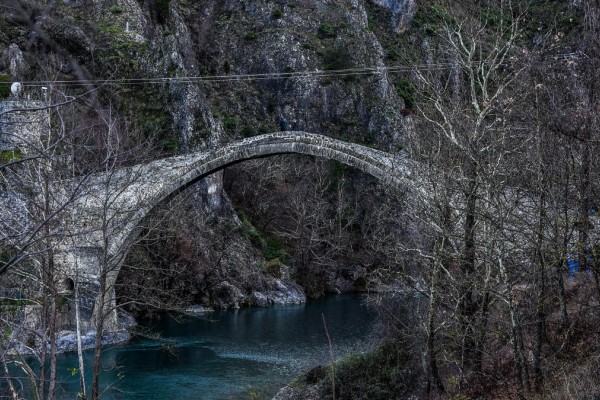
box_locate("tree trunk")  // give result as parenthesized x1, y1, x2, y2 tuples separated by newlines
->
(577, 138, 590, 273)
(460, 161, 479, 373)
(38, 254, 52, 400)
(499, 257, 530, 397)
(91, 269, 107, 400)
(426, 272, 445, 394)
(474, 288, 490, 374)
(533, 256, 546, 392)
(557, 163, 572, 330)
(47, 256, 58, 400)
(532, 187, 547, 392)
(2, 353, 19, 400)
(426, 241, 445, 395)
(75, 277, 87, 400)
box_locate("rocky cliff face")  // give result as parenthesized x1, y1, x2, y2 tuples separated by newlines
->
(0, 0, 413, 310)
(372, 0, 416, 32)
(2, 0, 411, 147)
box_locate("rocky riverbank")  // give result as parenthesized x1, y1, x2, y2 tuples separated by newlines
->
(7, 309, 137, 356)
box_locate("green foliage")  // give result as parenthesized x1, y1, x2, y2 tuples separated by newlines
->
(262, 258, 286, 277)
(0, 249, 11, 269)
(244, 30, 257, 40)
(308, 340, 419, 400)
(160, 139, 179, 154)
(236, 208, 288, 262)
(110, 6, 124, 14)
(139, 110, 168, 139)
(318, 23, 337, 38)
(2, 325, 12, 340)
(321, 47, 352, 71)
(98, 22, 121, 35)
(329, 159, 354, 182)
(367, 15, 375, 31)
(93, 23, 149, 78)
(363, 0, 419, 65)
(236, 208, 262, 245)
(240, 125, 255, 138)
(265, 236, 287, 262)
(521, 1, 581, 39)
(57, 295, 69, 307)
(222, 113, 238, 133)
(395, 78, 415, 109)
(342, 116, 359, 127)
(272, 8, 284, 19)
(483, 7, 506, 28)
(411, 3, 454, 35)
(156, 0, 171, 23)
(112, 85, 172, 152)
(360, 130, 376, 145)
(0, 298, 26, 307)
(0, 150, 23, 163)
(0, 74, 10, 98)
(0, 20, 27, 45)
(163, 28, 173, 37)
(167, 65, 177, 77)
(383, 45, 400, 61)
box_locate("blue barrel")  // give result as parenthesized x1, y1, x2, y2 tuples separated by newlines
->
(567, 258, 579, 278)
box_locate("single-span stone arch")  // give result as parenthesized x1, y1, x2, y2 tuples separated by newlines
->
(110, 131, 410, 262)
(63, 131, 411, 329)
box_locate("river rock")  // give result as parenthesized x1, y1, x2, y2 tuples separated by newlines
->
(6, 310, 136, 356)
(184, 305, 214, 316)
(251, 291, 270, 307)
(213, 281, 245, 309)
(55, 327, 132, 353)
(269, 279, 306, 304)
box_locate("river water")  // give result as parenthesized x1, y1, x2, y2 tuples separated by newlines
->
(43, 294, 375, 399)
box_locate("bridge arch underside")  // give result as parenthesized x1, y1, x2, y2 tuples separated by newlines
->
(164, 148, 395, 205)
(114, 135, 404, 277)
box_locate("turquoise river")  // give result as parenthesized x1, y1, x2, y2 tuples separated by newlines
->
(43, 294, 376, 399)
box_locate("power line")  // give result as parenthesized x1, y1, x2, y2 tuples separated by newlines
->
(12, 52, 581, 88)
(15, 63, 458, 88)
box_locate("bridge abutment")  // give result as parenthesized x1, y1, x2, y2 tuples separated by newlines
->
(55, 248, 119, 333)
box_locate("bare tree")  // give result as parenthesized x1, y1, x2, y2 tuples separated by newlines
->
(403, 1, 536, 394)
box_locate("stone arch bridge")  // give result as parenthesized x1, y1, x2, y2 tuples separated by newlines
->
(55, 131, 412, 330)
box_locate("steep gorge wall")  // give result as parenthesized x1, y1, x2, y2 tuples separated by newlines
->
(0, 0, 413, 309)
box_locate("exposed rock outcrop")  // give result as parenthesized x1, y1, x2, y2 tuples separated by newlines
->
(372, 0, 417, 32)
(0, 0, 415, 319)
